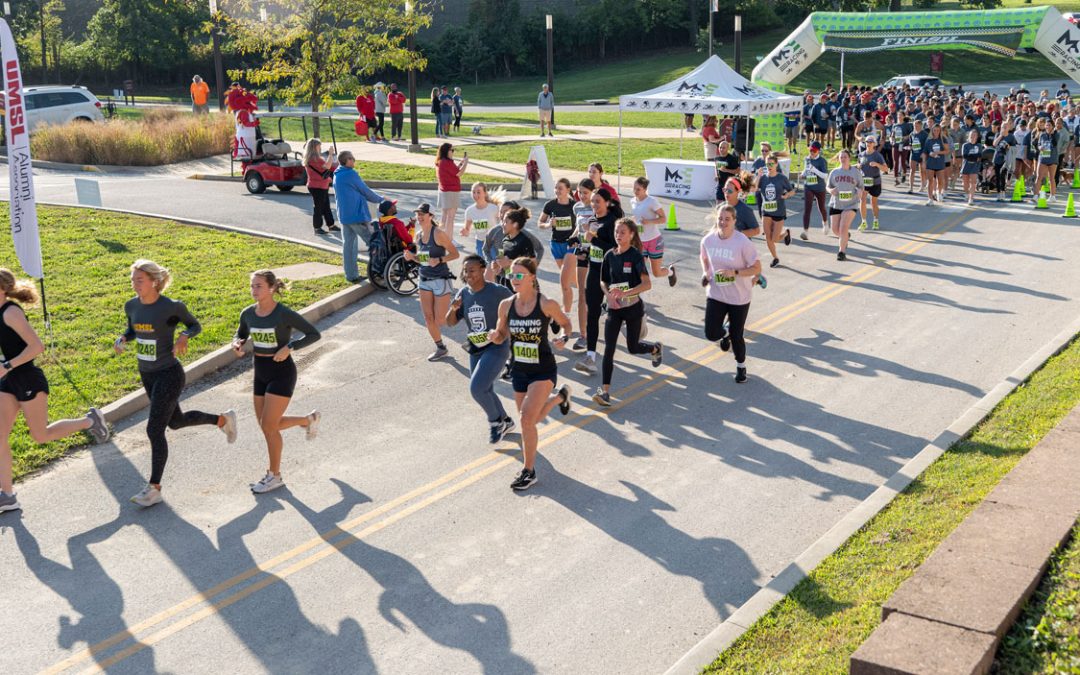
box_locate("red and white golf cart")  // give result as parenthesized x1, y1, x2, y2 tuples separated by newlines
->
(232, 111, 340, 194)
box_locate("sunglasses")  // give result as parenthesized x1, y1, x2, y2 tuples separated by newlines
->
(723, 188, 737, 194)
(509, 272, 527, 280)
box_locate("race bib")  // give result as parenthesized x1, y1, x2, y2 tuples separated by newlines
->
(554, 216, 573, 231)
(805, 174, 818, 186)
(712, 272, 735, 286)
(763, 200, 779, 212)
(417, 250, 430, 263)
(512, 341, 540, 364)
(1040, 146, 1051, 158)
(467, 332, 490, 348)
(135, 337, 157, 362)
(862, 176, 874, 187)
(839, 190, 853, 201)
(589, 245, 604, 263)
(250, 328, 277, 350)
(912, 139, 922, 152)
(894, 128, 903, 140)
(472, 219, 488, 233)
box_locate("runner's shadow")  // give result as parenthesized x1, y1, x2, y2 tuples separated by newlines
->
(283, 482, 536, 675)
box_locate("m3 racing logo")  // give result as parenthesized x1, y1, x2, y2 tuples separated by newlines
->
(675, 81, 718, 98)
(663, 166, 695, 196)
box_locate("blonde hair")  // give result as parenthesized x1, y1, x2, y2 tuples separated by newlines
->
(251, 269, 289, 295)
(512, 256, 541, 293)
(487, 185, 509, 207)
(303, 138, 323, 166)
(130, 259, 171, 292)
(0, 268, 38, 304)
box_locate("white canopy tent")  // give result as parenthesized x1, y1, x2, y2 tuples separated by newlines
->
(616, 55, 803, 187)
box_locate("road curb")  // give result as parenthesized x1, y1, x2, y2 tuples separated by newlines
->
(0, 155, 102, 172)
(664, 313, 1080, 675)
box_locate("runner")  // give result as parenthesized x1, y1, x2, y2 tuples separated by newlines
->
(755, 153, 795, 267)
(570, 179, 596, 351)
(461, 182, 500, 257)
(1015, 119, 1032, 193)
(592, 218, 663, 407)
(714, 140, 742, 203)
(490, 207, 539, 286)
(891, 112, 912, 187)
(959, 129, 983, 206)
(537, 178, 578, 313)
(404, 203, 460, 361)
(858, 136, 888, 231)
(488, 258, 572, 490)
(992, 120, 1017, 201)
(0, 271, 109, 513)
(1034, 117, 1058, 201)
(947, 117, 966, 193)
(630, 177, 677, 286)
(828, 150, 864, 261)
(719, 174, 767, 288)
(231, 270, 321, 494)
(445, 255, 515, 443)
(574, 186, 621, 376)
(802, 141, 829, 239)
(700, 204, 761, 384)
(116, 260, 237, 508)
(436, 143, 468, 234)
(908, 119, 928, 194)
(923, 124, 951, 205)
(587, 163, 621, 203)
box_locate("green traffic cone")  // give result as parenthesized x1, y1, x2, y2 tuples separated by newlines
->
(1011, 175, 1025, 203)
(1064, 192, 1077, 218)
(1072, 168, 1080, 190)
(1035, 191, 1049, 210)
(665, 203, 680, 231)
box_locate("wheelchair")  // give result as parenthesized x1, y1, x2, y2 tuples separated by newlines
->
(367, 221, 420, 296)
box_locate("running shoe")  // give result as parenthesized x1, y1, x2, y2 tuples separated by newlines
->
(571, 337, 587, 352)
(221, 409, 238, 444)
(967, 198, 974, 206)
(251, 472, 285, 494)
(800, 230, 808, 241)
(735, 367, 748, 384)
(770, 258, 780, 268)
(857, 220, 867, 232)
(428, 345, 449, 361)
(510, 468, 537, 491)
(86, 407, 110, 444)
(0, 491, 20, 512)
(591, 387, 611, 407)
(313, 228, 327, 235)
(573, 355, 597, 375)
(500, 363, 512, 381)
(783, 229, 791, 246)
(719, 334, 731, 353)
(328, 225, 341, 232)
(837, 251, 847, 261)
(502, 416, 516, 435)
(557, 385, 572, 415)
(907, 189, 913, 194)
(489, 418, 511, 444)
(131, 485, 162, 508)
(925, 198, 935, 206)
(872, 220, 880, 230)
(651, 342, 663, 368)
(667, 265, 677, 287)
(757, 275, 768, 290)
(305, 410, 321, 441)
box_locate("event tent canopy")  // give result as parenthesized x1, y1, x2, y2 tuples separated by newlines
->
(617, 55, 802, 116)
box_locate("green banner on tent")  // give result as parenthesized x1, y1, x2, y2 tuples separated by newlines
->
(822, 28, 1024, 56)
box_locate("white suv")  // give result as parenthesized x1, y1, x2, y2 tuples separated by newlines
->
(881, 75, 943, 90)
(23, 85, 104, 132)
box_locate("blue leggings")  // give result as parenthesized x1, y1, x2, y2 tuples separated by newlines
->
(469, 343, 510, 424)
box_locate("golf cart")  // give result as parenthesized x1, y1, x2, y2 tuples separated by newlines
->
(232, 111, 339, 194)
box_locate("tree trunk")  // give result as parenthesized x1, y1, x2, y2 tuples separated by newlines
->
(688, 0, 700, 44)
(311, 93, 320, 138)
(889, 0, 901, 10)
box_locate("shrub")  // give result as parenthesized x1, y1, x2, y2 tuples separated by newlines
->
(30, 110, 234, 166)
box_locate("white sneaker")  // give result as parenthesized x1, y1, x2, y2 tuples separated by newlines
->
(925, 198, 934, 206)
(251, 472, 284, 494)
(305, 410, 321, 441)
(967, 198, 974, 206)
(573, 354, 598, 375)
(221, 409, 238, 444)
(131, 485, 163, 507)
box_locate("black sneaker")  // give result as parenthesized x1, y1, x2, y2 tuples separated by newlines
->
(783, 229, 791, 246)
(557, 385, 572, 415)
(489, 419, 508, 444)
(735, 367, 748, 384)
(719, 334, 731, 353)
(314, 228, 327, 235)
(550, 321, 562, 336)
(327, 225, 341, 232)
(837, 251, 846, 261)
(667, 265, 677, 287)
(651, 342, 663, 368)
(591, 387, 611, 407)
(770, 258, 780, 268)
(500, 363, 512, 381)
(510, 468, 537, 491)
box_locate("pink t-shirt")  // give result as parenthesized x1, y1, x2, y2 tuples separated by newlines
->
(437, 159, 461, 192)
(700, 230, 757, 306)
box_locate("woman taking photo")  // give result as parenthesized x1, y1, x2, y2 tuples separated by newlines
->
(754, 154, 794, 268)
(303, 138, 339, 235)
(630, 177, 676, 285)
(0, 271, 109, 513)
(405, 203, 460, 361)
(232, 270, 321, 494)
(592, 218, 663, 407)
(116, 260, 237, 507)
(574, 186, 621, 376)
(436, 142, 468, 235)
(827, 150, 864, 261)
(488, 258, 572, 490)
(446, 255, 515, 443)
(960, 129, 984, 206)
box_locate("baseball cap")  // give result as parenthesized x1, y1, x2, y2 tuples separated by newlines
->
(414, 202, 433, 215)
(379, 199, 398, 216)
(809, 141, 822, 150)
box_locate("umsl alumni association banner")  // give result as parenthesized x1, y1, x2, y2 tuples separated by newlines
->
(1, 19, 42, 279)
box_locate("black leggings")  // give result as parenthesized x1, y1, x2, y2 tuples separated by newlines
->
(704, 299, 750, 364)
(602, 303, 655, 385)
(391, 113, 404, 139)
(585, 267, 604, 352)
(140, 362, 219, 485)
(453, 111, 462, 130)
(994, 164, 1009, 193)
(310, 188, 334, 229)
(375, 112, 386, 138)
(802, 190, 826, 230)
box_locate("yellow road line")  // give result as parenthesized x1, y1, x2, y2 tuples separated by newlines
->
(46, 210, 972, 674)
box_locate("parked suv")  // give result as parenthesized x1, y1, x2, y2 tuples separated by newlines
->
(22, 86, 104, 132)
(880, 75, 943, 90)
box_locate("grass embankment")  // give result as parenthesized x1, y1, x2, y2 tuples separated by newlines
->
(32, 110, 233, 166)
(3, 207, 350, 479)
(703, 334, 1080, 673)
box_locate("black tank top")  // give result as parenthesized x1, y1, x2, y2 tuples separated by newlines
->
(0, 301, 31, 369)
(417, 226, 451, 280)
(507, 294, 556, 375)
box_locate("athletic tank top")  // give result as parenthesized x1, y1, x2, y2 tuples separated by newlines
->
(417, 226, 451, 280)
(507, 294, 556, 375)
(0, 301, 32, 369)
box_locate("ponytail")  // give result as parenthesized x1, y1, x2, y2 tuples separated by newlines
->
(0, 268, 38, 304)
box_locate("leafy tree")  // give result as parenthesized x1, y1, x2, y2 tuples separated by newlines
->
(83, 0, 205, 81)
(468, 0, 522, 77)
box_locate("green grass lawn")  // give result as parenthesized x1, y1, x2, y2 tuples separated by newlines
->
(2, 207, 350, 479)
(704, 333, 1080, 673)
(353, 160, 512, 184)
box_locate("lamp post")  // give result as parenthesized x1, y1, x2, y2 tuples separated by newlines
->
(209, 0, 226, 111)
(546, 14, 555, 130)
(406, 1, 420, 152)
(708, 0, 715, 58)
(734, 14, 742, 76)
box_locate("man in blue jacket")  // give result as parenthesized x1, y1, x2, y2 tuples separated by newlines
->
(333, 151, 387, 282)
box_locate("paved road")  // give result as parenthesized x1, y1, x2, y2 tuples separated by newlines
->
(1, 170, 1079, 673)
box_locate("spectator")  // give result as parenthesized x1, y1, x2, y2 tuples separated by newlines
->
(538, 83, 555, 137)
(436, 142, 468, 234)
(355, 87, 376, 142)
(333, 151, 386, 282)
(304, 138, 339, 235)
(430, 87, 443, 138)
(453, 87, 464, 132)
(389, 83, 406, 141)
(190, 75, 210, 114)
(373, 82, 388, 142)
(702, 116, 721, 161)
(440, 86, 454, 136)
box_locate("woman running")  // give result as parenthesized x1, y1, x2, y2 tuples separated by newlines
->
(587, 163, 621, 203)
(574, 186, 621, 376)
(1034, 117, 1058, 201)
(891, 112, 911, 187)
(461, 182, 499, 258)
(802, 141, 829, 239)
(116, 260, 237, 507)
(445, 255, 515, 443)
(719, 174, 767, 288)
(303, 138, 339, 235)
(947, 117, 966, 193)
(960, 129, 983, 206)
(630, 177, 676, 285)
(858, 136, 888, 231)
(828, 150, 864, 261)
(232, 270, 321, 494)
(592, 218, 663, 407)
(488, 257, 572, 490)
(0, 271, 109, 513)
(923, 124, 950, 205)
(992, 121, 1017, 202)
(908, 119, 928, 194)
(569, 179, 596, 351)
(491, 207, 538, 285)
(538, 178, 577, 312)
(700, 204, 761, 384)
(755, 153, 795, 267)
(405, 203, 460, 361)
(436, 143, 468, 233)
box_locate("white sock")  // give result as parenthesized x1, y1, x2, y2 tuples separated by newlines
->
(736, 360, 746, 370)
(587, 351, 596, 359)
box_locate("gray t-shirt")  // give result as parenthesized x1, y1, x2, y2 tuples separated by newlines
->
(756, 173, 792, 219)
(828, 167, 863, 210)
(455, 282, 513, 352)
(122, 295, 202, 372)
(235, 303, 321, 356)
(859, 151, 886, 186)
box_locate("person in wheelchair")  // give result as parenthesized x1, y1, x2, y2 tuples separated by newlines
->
(377, 200, 413, 250)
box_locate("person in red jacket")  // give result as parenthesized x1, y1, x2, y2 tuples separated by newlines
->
(355, 88, 376, 142)
(378, 200, 413, 246)
(303, 138, 339, 235)
(388, 83, 407, 141)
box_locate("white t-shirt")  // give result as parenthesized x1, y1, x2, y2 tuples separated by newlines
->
(631, 195, 663, 242)
(700, 230, 757, 306)
(464, 202, 500, 240)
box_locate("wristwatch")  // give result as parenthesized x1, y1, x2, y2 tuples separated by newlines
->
(1, 359, 11, 370)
